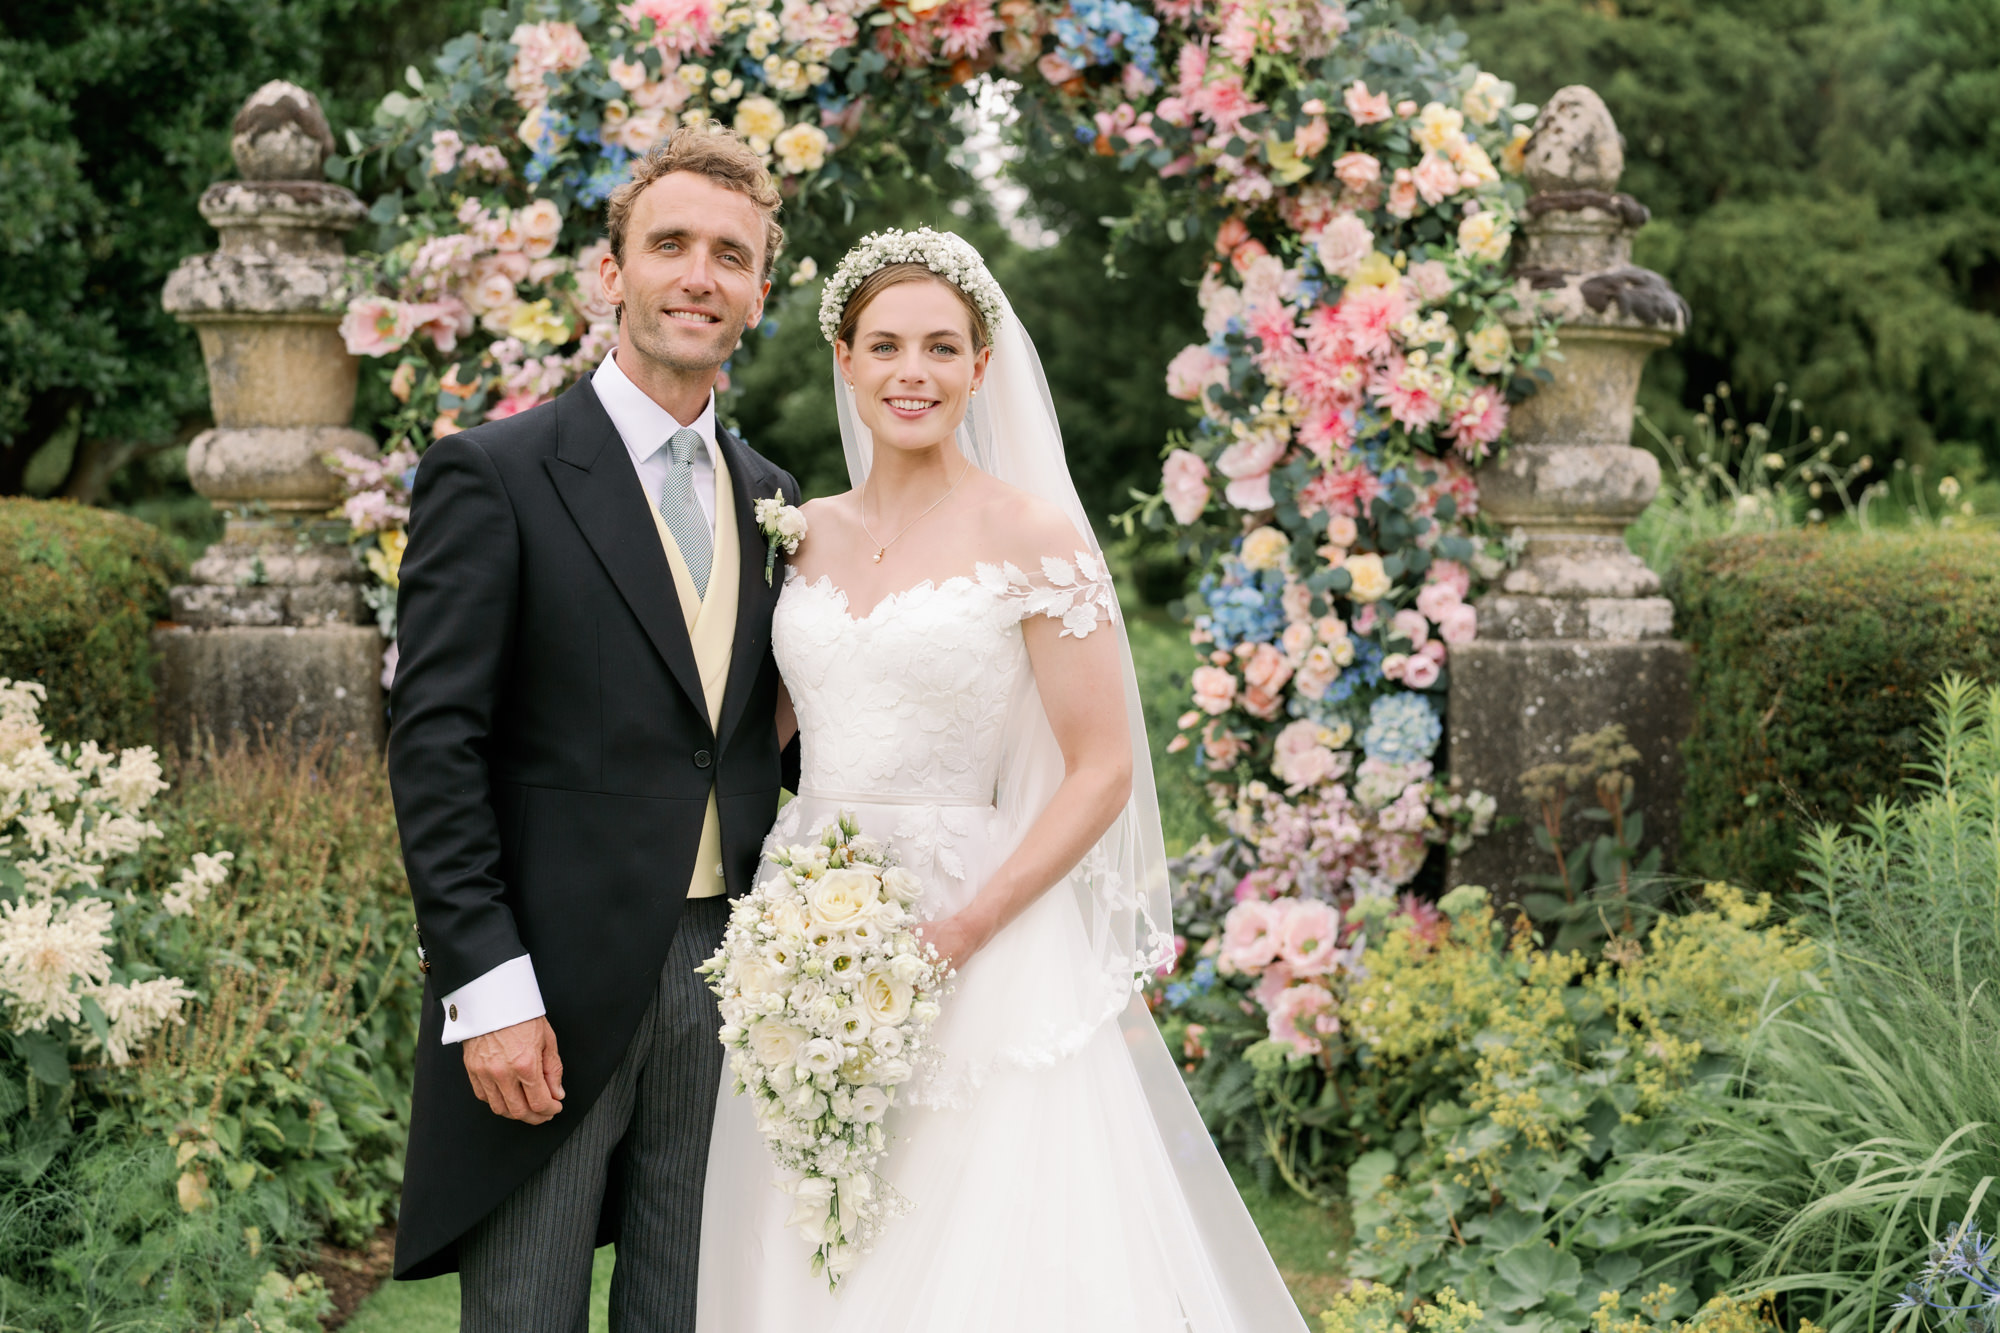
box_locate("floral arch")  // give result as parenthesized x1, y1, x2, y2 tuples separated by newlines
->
(334, 0, 1542, 952)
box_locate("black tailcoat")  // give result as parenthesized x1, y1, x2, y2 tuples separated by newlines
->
(386, 377, 799, 1279)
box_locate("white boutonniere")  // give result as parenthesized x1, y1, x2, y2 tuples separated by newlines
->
(754, 492, 807, 585)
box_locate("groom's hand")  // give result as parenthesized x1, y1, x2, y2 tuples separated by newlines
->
(463, 1017, 566, 1124)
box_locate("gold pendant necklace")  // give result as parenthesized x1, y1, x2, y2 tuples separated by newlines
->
(861, 458, 970, 563)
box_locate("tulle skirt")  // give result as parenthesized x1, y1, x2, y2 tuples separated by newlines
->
(693, 794, 1308, 1333)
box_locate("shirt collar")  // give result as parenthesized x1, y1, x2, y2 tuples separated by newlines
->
(593, 347, 719, 468)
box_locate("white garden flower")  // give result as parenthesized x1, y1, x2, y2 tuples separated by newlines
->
(0, 895, 114, 1030)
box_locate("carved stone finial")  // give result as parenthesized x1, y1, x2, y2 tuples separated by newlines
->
(1524, 86, 1624, 195)
(231, 81, 336, 181)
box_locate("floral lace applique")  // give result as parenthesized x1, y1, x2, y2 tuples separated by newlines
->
(974, 549, 1118, 639)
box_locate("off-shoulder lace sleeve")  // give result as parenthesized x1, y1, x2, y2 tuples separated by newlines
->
(974, 549, 1118, 639)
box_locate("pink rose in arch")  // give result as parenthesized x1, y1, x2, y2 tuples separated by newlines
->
(1162, 448, 1213, 524)
(1190, 664, 1238, 715)
(1426, 558, 1472, 601)
(1438, 602, 1478, 644)
(1387, 168, 1419, 219)
(1165, 346, 1227, 403)
(1389, 608, 1430, 649)
(1333, 151, 1381, 192)
(1402, 653, 1441, 689)
(1240, 644, 1294, 718)
(1343, 80, 1392, 125)
(1412, 151, 1461, 206)
(1214, 215, 1252, 256)
(1252, 961, 1297, 1013)
(1415, 581, 1462, 623)
(1314, 212, 1374, 278)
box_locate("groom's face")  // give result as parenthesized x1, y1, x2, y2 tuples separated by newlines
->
(602, 171, 770, 380)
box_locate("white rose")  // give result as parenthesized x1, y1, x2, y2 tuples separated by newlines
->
(871, 1057, 913, 1085)
(911, 1000, 941, 1025)
(776, 509, 808, 540)
(735, 958, 780, 998)
(768, 1062, 795, 1092)
(859, 967, 914, 1027)
(770, 897, 809, 938)
(888, 953, 925, 985)
(749, 1020, 807, 1069)
(809, 868, 877, 928)
(849, 1085, 890, 1123)
(881, 866, 923, 905)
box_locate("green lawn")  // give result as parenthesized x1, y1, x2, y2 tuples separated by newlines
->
(343, 1174, 1343, 1329)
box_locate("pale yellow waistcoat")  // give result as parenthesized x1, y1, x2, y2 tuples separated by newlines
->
(647, 446, 740, 899)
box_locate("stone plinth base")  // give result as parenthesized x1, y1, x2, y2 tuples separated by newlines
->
(155, 624, 384, 753)
(1446, 637, 1690, 896)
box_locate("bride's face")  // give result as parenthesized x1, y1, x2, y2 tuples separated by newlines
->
(835, 279, 990, 456)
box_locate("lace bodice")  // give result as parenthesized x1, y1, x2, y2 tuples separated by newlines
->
(775, 553, 1117, 809)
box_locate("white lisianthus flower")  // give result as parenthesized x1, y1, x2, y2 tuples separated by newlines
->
(799, 1037, 843, 1077)
(849, 1085, 890, 1123)
(868, 1025, 904, 1057)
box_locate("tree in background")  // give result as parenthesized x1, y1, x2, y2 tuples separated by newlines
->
(0, 0, 483, 520)
(1411, 0, 2000, 476)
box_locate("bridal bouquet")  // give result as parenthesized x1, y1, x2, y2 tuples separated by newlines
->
(700, 812, 948, 1287)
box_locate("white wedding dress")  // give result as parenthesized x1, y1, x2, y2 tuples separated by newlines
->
(693, 555, 1309, 1333)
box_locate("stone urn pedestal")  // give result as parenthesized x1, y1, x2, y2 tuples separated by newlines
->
(156, 82, 385, 751)
(1447, 87, 1693, 894)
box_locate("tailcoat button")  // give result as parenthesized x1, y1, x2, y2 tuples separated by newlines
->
(694, 749, 713, 769)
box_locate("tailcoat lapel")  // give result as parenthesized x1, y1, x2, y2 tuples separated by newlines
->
(544, 379, 709, 721)
(714, 424, 781, 756)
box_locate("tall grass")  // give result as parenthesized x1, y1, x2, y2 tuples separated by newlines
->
(1609, 677, 2000, 1330)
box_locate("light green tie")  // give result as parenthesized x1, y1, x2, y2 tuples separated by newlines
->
(658, 427, 712, 600)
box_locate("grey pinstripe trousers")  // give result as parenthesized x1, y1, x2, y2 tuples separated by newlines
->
(458, 895, 729, 1333)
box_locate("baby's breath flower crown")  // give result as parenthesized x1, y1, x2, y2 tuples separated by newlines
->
(817, 227, 1006, 346)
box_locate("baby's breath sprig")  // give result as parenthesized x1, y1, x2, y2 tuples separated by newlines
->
(817, 227, 1005, 345)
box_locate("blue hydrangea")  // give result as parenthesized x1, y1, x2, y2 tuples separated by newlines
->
(1363, 691, 1442, 765)
(1052, 0, 1160, 77)
(1195, 555, 1286, 651)
(1191, 957, 1218, 993)
(575, 145, 632, 209)
(1163, 981, 1193, 1008)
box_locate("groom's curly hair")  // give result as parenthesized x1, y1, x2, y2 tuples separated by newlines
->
(606, 126, 785, 280)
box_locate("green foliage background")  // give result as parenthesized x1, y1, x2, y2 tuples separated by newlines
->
(0, 0, 486, 516)
(1670, 528, 2000, 891)
(0, 497, 181, 748)
(1415, 0, 2000, 477)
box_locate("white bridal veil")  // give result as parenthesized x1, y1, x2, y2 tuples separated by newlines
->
(832, 283, 1309, 1333)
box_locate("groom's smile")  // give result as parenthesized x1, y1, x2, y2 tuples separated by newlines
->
(599, 169, 772, 421)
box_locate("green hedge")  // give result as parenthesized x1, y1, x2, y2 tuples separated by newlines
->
(1671, 529, 2000, 890)
(0, 497, 182, 748)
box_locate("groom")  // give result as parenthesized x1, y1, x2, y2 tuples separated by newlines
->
(386, 127, 800, 1331)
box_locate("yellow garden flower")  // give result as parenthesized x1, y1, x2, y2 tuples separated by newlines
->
(734, 95, 785, 148)
(366, 527, 408, 589)
(506, 298, 572, 347)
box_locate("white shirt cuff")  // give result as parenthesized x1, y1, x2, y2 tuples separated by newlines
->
(439, 954, 546, 1044)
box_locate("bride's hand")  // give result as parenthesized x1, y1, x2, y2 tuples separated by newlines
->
(917, 911, 990, 973)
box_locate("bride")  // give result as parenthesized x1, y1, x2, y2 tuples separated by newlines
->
(694, 229, 1308, 1333)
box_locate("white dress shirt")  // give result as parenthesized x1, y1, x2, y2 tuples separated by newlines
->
(436, 350, 722, 1045)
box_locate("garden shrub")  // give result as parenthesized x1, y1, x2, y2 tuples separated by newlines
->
(1613, 677, 2000, 1333)
(0, 679, 417, 1328)
(1670, 529, 2000, 890)
(0, 498, 181, 749)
